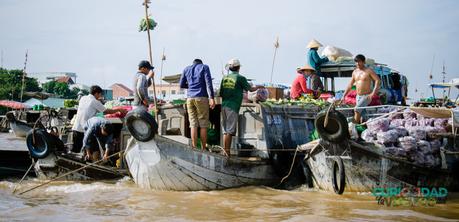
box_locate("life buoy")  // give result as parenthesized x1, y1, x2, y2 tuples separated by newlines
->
(332, 156, 345, 194)
(26, 129, 54, 159)
(314, 110, 349, 143)
(125, 107, 158, 142)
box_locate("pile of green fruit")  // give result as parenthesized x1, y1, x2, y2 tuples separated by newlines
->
(64, 99, 78, 108)
(262, 95, 329, 109)
(138, 17, 157, 32)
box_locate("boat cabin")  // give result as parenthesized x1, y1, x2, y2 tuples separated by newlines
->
(320, 62, 408, 104)
(156, 101, 320, 159)
(415, 80, 459, 107)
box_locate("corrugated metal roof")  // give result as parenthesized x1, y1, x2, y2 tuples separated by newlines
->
(24, 98, 66, 108)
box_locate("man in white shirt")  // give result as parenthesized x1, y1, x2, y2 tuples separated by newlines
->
(71, 85, 126, 153)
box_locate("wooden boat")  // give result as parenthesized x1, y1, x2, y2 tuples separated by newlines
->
(6, 112, 33, 138)
(304, 107, 459, 194)
(34, 152, 128, 180)
(305, 139, 459, 193)
(30, 117, 130, 181)
(125, 135, 279, 191)
(0, 133, 34, 178)
(122, 102, 325, 191)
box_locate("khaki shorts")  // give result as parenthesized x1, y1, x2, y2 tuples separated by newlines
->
(187, 97, 210, 128)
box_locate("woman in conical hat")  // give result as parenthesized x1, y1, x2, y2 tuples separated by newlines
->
(290, 65, 315, 100)
(306, 39, 329, 77)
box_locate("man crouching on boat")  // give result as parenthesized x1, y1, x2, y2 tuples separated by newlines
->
(82, 117, 114, 162)
(219, 59, 261, 156)
(72, 85, 126, 154)
(342, 54, 381, 123)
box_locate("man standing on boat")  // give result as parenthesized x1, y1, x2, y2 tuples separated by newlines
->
(342, 54, 381, 123)
(179, 59, 215, 150)
(219, 59, 260, 156)
(134, 60, 155, 108)
(82, 117, 114, 162)
(290, 65, 315, 100)
(71, 85, 126, 154)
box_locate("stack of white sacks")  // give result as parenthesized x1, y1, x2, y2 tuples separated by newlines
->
(321, 45, 375, 65)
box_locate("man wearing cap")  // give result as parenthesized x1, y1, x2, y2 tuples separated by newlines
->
(343, 54, 381, 123)
(71, 85, 126, 154)
(290, 65, 315, 100)
(82, 117, 115, 162)
(134, 60, 155, 108)
(219, 59, 260, 156)
(180, 59, 215, 150)
(307, 39, 329, 77)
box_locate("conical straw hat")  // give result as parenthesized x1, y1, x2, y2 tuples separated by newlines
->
(298, 64, 315, 71)
(307, 39, 322, 48)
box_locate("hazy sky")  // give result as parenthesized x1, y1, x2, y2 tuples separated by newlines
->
(1, 0, 458, 100)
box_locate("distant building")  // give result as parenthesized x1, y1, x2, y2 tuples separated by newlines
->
(111, 83, 133, 100)
(24, 98, 66, 108)
(55, 76, 75, 85)
(149, 84, 185, 101)
(28, 72, 77, 84)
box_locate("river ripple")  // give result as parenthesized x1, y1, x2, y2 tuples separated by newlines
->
(0, 178, 458, 222)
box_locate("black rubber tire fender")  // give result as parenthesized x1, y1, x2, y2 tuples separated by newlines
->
(125, 107, 158, 142)
(332, 156, 346, 195)
(314, 110, 349, 143)
(26, 129, 54, 159)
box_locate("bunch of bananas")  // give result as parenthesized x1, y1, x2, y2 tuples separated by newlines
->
(138, 17, 157, 32)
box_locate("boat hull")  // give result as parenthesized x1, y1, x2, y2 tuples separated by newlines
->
(125, 136, 280, 191)
(306, 140, 459, 193)
(9, 121, 32, 138)
(34, 153, 127, 181)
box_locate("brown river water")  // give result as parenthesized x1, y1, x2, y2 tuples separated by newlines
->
(1, 178, 459, 222)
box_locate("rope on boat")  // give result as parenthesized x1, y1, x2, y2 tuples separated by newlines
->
(358, 107, 408, 126)
(279, 146, 300, 185)
(323, 102, 335, 128)
(12, 160, 35, 194)
(16, 150, 122, 196)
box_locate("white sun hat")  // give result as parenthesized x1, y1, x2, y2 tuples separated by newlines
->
(307, 39, 323, 49)
(226, 58, 241, 70)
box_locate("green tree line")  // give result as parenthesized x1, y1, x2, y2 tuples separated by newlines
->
(0, 68, 87, 113)
(0, 68, 40, 100)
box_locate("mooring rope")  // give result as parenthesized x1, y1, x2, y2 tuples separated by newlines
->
(279, 146, 300, 185)
(12, 160, 35, 194)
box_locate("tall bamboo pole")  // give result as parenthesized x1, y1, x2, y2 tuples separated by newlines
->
(159, 47, 165, 99)
(269, 37, 279, 85)
(143, 0, 158, 121)
(20, 50, 28, 102)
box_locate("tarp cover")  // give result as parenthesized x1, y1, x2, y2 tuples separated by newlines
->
(410, 107, 459, 131)
(0, 100, 29, 109)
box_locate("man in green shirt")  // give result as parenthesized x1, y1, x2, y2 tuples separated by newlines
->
(219, 59, 258, 156)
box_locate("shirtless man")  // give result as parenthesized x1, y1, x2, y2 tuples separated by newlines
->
(342, 54, 381, 123)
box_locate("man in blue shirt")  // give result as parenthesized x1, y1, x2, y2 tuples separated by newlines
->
(82, 117, 114, 162)
(179, 59, 215, 150)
